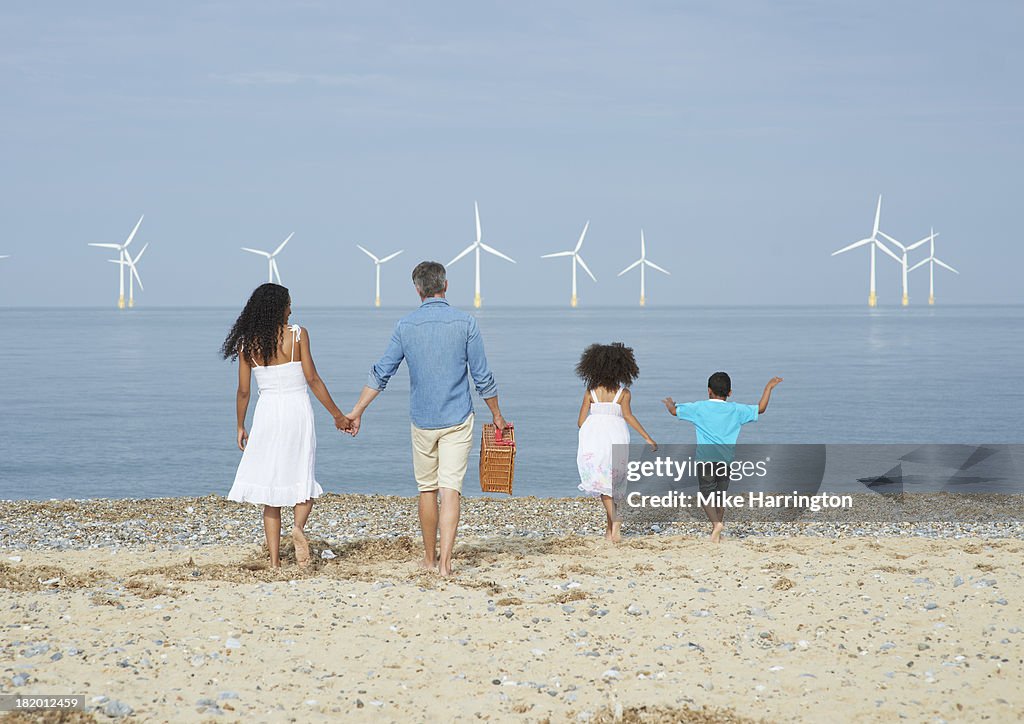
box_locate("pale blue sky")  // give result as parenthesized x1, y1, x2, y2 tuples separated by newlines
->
(0, 1, 1021, 307)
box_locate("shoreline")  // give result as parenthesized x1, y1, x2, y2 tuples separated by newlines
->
(1, 494, 1023, 553)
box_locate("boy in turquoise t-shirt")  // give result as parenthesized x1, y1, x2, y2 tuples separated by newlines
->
(662, 371, 783, 543)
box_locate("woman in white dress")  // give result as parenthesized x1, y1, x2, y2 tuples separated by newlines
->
(222, 283, 352, 567)
(576, 343, 657, 543)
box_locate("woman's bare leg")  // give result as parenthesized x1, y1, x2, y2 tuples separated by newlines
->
(263, 506, 282, 567)
(292, 499, 313, 567)
(600, 495, 615, 541)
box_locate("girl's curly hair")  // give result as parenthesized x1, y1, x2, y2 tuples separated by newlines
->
(221, 283, 291, 365)
(575, 342, 639, 391)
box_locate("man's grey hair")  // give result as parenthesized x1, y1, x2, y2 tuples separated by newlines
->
(412, 261, 447, 297)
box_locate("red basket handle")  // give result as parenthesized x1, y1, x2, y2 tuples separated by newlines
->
(494, 423, 515, 447)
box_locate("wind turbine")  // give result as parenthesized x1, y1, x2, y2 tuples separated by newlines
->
(877, 230, 935, 306)
(242, 233, 293, 284)
(447, 202, 515, 308)
(541, 221, 597, 308)
(108, 243, 148, 308)
(356, 245, 403, 307)
(908, 229, 958, 305)
(831, 196, 902, 307)
(618, 229, 671, 306)
(88, 215, 144, 309)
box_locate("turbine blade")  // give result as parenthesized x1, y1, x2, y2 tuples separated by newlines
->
(908, 258, 930, 272)
(906, 234, 931, 251)
(123, 215, 144, 249)
(875, 240, 903, 264)
(272, 232, 294, 257)
(130, 262, 144, 291)
(831, 238, 872, 256)
(640, 229, 646, 259)
(872, 195, 881, 237)
(645, 259, 671, 275)
(271, 258, 282, 283)
(618, 259, 643, 276)
(573, 221, 589, 253)
(107, 259, 126, 265)
(378, 250, 403, 263)
(88, 243, 121, 249)
(241, 247, 271, 258)
(576, 255, 597, 282)
(356, 244, 379, 263)
(877, 231, 905, 250)
(542, 251, 574, 258)
(131, 243, 149, 264)
(934, 258, 959, 274)
(448, 244, 476, 266)
(479, 242, 515, 263)
(474, 201, 481, 244)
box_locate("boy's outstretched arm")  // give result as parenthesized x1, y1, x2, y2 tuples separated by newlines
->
(661, 397, 677, 416)
(757, 377, 784, 414)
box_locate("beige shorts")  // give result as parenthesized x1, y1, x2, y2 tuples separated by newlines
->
(411, 413, 475, 494)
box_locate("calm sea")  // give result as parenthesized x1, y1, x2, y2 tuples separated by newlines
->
(1, 306, 1021, 500)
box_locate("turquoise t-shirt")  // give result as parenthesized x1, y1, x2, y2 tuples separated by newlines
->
(675, 399, 758, 446)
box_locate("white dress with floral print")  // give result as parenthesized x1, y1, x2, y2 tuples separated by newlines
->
(577, 388, 630, 497)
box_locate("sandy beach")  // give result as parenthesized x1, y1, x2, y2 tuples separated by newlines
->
(1, 495, 1022, 722)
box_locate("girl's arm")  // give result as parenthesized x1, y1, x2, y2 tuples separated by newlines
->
(620, 390, 657, 450)
(298, 328, 351, 431)
(236, 351, 252, 451)
(577, 391, 592, 428)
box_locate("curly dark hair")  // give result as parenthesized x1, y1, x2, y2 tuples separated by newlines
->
(221, 283, 291, 365)
(575, 342, 640, 391)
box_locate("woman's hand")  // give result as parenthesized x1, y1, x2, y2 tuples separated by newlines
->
(334, 413, 352, 432)
(237, 427, 248, 451)
(647, 439, 658, 452)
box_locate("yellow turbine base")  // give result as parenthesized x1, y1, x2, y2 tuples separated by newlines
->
(868, 292, 877, 307)
(571, 295, 578, 308)
(375, 297, 381, 308)
(640, 296, 646, 307)
(128, 299, 134, 308)
(474, 293, 481, 309)
(901, 294, 908, 307)
(929, 295, 935, 305)
(118, 296, 125, 309)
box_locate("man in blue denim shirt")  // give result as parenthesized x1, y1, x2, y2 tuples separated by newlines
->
(348, 261, 508, 577)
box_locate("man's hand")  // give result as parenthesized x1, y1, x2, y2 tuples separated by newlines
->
(492, 412, 509, 432)
(765, 376, 784, 390)
(661, 397, 676, 415)
(345, 412, 362, 437)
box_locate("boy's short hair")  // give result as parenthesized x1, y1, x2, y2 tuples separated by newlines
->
(708, 371, 731, 398)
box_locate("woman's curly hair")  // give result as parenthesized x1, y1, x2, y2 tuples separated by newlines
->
(221, 283, 291, 365)
(575, 342, 640, 391)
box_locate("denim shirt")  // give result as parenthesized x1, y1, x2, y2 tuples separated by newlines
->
(367, 297, 498, 429)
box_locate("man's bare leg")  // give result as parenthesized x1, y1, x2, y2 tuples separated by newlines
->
(437, 489, 461, 577)
(701, 501, 724, 543)
(262, 505, 282, 568)
(418, 491, 439, 570)
(292, 499, 313, 567)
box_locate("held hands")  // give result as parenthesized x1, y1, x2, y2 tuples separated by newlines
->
(237, 427, 248, 451)
(334, 412, 354, 434)
(343, 411, 361, 437)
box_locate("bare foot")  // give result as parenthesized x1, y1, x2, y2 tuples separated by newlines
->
(438, 560, 454, 578)
(292, 529, 311, 567)
(418, 558, 438, 572)
(710, 523, 724, 544)
(610, 522, 622, 544)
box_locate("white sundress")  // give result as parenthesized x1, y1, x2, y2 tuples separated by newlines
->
(577, 388, 630, 497)
(228, 324, 323, 507)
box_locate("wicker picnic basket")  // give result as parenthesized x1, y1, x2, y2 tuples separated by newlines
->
(479, 423, 516, 495)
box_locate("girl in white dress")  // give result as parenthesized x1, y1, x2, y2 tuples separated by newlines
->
(576, 342, 657, 543)
(222, 284, 352, 568)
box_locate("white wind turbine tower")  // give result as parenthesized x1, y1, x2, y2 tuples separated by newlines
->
(877, 229, 935, 306)
(88, 215, 144, 309)
(908, 229, 958, 305)
(541, 221, 597, 308)
(618, 229, 671, 306)
(831, 196, 902, 307)
(107, 243, 148, 308)
(242, 233, 293, 284)
(447, 202, 515, 308)
(357, 245, 403, 307)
